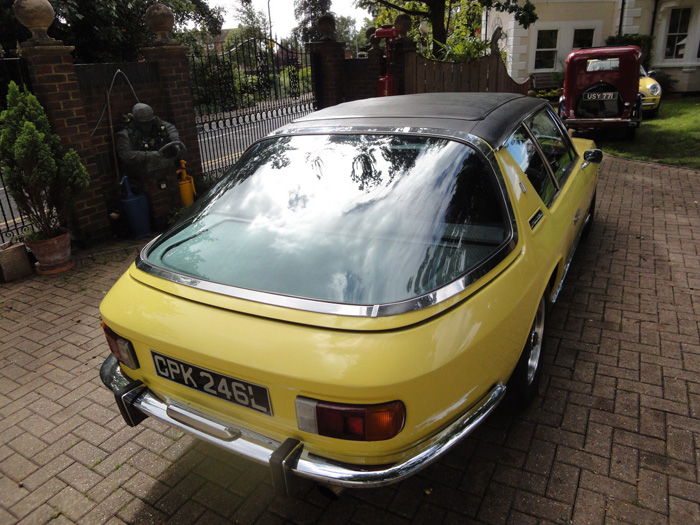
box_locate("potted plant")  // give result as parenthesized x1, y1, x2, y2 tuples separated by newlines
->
(0, 81, 90, 274)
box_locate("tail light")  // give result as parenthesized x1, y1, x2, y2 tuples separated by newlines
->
(296, 397, 405, 441)
(102, 323, 140, 369)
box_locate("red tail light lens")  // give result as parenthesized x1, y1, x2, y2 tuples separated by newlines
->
(296, 398, 405, 441)
(102, 323, 139, 369)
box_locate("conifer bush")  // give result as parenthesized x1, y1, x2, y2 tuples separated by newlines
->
(0, 81, 89, 239)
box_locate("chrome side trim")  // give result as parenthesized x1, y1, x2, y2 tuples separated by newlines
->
(565, 117, 640, 126)
(552, 196, 593, 303)
(134, 126, 520, 318)
(100, 355, 506, 490)
(135, 242, 515, 318)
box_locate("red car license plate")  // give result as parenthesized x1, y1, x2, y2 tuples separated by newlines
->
(151, 351, 272, 415)
(583, 92, 617, 101)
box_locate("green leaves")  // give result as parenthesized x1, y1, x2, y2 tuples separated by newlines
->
(2, 0, 224, 62)
(0, 82, 90, 238)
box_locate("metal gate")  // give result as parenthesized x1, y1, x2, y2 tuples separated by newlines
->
(0, 58, 33, 245)
(189, 36, 316, 182)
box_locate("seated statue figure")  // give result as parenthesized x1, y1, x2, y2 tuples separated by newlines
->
(116, 103, 186, 173)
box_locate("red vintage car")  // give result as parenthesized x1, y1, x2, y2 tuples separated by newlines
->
(559, 46, 643, 138)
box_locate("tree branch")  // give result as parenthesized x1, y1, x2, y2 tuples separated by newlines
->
(363, 0, 430, 18)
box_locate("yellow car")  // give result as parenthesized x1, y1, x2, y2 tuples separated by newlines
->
(100, 93, 601, 496)
(639, 66, 662, 117)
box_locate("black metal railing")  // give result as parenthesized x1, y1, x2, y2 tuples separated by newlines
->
(189, 35, 316, 182)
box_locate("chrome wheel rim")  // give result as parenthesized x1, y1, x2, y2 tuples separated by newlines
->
(526, 298, 546, 385)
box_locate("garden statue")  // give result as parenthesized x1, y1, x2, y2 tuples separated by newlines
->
(116, 103, 186, 173)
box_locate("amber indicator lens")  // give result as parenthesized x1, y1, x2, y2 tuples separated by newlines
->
(310, 400, 405, 441)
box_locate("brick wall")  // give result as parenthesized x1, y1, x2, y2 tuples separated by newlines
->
(21, 45, 111, 245)
(19, 44, 204, 243)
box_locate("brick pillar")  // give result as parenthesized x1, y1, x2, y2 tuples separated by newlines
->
(393, 38, 417, 96)
(307, 39, 346, 110)
(20, 45, 111, 244)
(139, 44, 204, 230)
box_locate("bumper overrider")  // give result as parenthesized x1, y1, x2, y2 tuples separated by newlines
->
(101, 355, 505, 496)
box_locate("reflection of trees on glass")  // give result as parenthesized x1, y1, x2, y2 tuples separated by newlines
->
(161, 229, 211, 276)
(171, 137, 294, 224)
(407, 150, 508, 295)
(326, 134, 434, 192)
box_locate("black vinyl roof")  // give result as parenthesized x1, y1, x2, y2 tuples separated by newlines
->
(286, 93, 550, 148)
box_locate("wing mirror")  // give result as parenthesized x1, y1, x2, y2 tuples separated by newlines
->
(581, 149, 603, 169)
(584, 149, 603, 164)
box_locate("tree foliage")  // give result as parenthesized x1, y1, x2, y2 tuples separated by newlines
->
(293, 0, 332, 42)
(1, 0, 223, 62)
(223, 1, 270, 49)
(0, 82, 90, 239)
(356, 0, 537, 58)
(335, 15, 360, 47)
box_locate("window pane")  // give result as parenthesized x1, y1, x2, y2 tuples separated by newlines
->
(573, 29, 594, 48)
(535, 50, 557, 69)
(586, 58, 619, 71)
(526, 111, 576, 186)
(504, 126, 557, 207)
(537, 30, 558, 49)
(666, 8, 690, 59)
(146, 135, 510, 305)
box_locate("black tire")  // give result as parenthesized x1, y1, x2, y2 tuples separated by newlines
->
(581, 191, 596, 239)
(508, 295, 546, 408)
(625, 125, 637, 140)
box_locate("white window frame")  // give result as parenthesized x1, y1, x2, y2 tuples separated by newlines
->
(529, 22, 603, 73)
(534, 29, 559, 71)
(654, 2, 700, 68)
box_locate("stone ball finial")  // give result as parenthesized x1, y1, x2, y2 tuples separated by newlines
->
(13, 0, 59, 46)
(317, 13, 336, 41)
(145, 3, 175, 44)
(394, 14, 411, 37)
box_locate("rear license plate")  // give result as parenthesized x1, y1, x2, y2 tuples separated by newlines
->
(583, 92, 617, 101)
(151, 351, 272, 415)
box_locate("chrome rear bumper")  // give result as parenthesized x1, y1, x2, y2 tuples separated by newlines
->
(100, 355, 505, 496)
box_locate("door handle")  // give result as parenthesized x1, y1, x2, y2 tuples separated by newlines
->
(573, 210, 581, 225)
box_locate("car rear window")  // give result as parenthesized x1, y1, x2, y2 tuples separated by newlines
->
(145, 134, 512, 306)
(586, 58, 619, 71)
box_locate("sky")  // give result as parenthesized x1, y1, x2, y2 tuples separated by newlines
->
(213, 0, 371, 37)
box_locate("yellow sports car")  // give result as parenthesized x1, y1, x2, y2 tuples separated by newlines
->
(100, 93, 601, 496)
(639, 66, 662, 117)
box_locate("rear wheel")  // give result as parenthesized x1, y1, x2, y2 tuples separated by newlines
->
(509, 295, 546, 407)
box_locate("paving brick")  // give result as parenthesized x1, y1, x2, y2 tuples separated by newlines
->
(10, 478, 67, 522)
(47, 485, 96, 521)
(1, 159, 699, 523)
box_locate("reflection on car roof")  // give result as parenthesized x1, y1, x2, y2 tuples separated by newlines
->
(285, 93, 550, 149)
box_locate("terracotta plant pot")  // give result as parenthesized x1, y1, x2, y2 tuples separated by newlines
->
(0, 242, 33, 282)
(24, 230, 75, 275)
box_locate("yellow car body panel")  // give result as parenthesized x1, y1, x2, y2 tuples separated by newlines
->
(100, 136, 598, 466)
(639, 75, 662, 112)
(99, 94, 601, 491)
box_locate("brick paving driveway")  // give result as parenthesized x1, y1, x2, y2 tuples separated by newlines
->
(1, 156, 699, 524)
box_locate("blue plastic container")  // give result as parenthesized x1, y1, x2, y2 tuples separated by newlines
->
(120, 176, 152, 239)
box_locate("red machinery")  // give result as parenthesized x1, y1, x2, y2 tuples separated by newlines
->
(375, 27, 398, 97)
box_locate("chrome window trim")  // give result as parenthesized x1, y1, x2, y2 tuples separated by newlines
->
(517, 107, 579, 208)
(135, 126, 519, 318)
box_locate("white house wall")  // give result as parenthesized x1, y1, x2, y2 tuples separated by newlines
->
(486, 0, 700, 92)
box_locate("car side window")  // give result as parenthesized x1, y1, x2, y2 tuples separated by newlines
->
(504, 125, 557, 207)
(526, 110, 577, 186)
